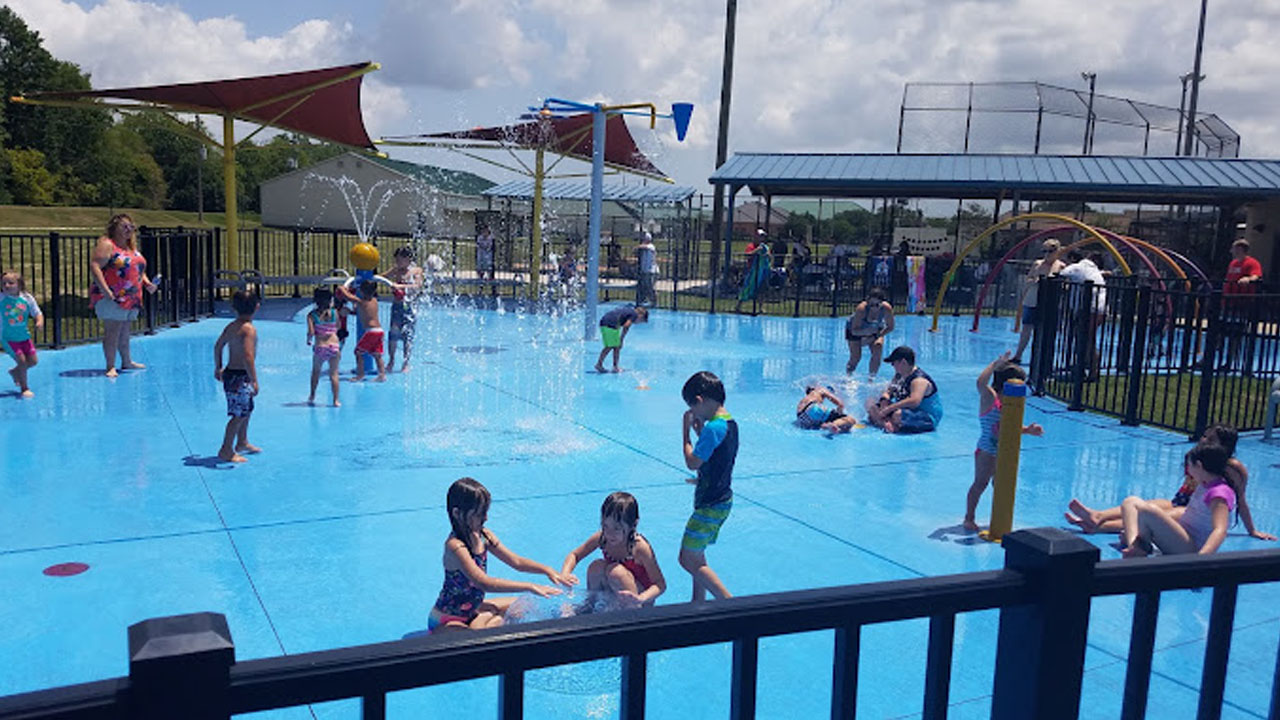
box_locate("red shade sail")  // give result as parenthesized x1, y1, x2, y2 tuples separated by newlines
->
(19, 62, 378, 151)
(419, 112, 667, 180)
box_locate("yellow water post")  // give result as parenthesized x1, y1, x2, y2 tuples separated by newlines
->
(529, 146, 545, 299)
(981, 378, 1029, 543)
(222, 113, 239, 271)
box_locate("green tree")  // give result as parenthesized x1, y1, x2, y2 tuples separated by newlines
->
(4, 147, 56, 205)
(95, 124, 166, 209)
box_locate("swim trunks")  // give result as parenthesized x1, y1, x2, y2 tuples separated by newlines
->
(356, 328, 385, 356)
(600, 325, 622, 348)
(896, 407, 937, 434)
(222, 368, 254, 417)
(682, 499, 733, 552)
(389, 302, 415, 342)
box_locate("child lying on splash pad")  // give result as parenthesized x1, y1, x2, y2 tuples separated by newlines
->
(795, 385, 861, 433)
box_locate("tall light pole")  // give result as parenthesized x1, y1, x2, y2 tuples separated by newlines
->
(1175, 72, 1203, 155)
(712, 0, 738, 284)
(1182, 0, 1209, 157)
(1080, 72, 1096, 155)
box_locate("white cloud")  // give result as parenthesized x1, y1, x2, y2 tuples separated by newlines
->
(9, 0, 1280, 189)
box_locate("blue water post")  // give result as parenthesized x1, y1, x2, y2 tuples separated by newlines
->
(354, 268, 376, 374)
(990, 527, 1098, 720)
(584, 103, 606, 340)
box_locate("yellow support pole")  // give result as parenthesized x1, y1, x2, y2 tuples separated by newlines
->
(529, 146, 545, 299)
(222, 114, 239, 271)
(981, 379, 1029, 543)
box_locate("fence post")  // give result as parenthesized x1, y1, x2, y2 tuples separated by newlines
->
(793, 261, 802, 318)
(1030, 278, 1058, 395)
(332, 231, 340, 271)
(1122, 286, 1151, 426)
(207, 229, 217, 315)
(47, 231, 63, 348)
(1192, 292, 1222, 440)
(292, 229, 301, 298)
(252, 227, 260, 272)
(990, 528, 1098, 720)
(128, 612, 234, 720)
(1068, 283, 1091, 411)
(141, 228, 158, 335)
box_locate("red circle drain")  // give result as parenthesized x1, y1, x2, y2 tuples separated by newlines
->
(43, 562, 89, 577)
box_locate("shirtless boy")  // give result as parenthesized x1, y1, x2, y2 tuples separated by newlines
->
(337, 280, 388, 382)
(213, 290, 261, 462)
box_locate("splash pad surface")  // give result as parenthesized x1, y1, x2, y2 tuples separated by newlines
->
(3, 304, 1279, 719)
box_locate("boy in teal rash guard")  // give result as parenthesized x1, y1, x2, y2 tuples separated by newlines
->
(679, 371, 738, 602)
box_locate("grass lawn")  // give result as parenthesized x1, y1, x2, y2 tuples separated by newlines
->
(0, 205, 260, 232)
(1046, 371, 1274, 432)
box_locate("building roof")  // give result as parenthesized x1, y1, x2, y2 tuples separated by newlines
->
(367, 156, 495, 196)
(482, 179, 695, 203)
(708, 153, 1280, 205)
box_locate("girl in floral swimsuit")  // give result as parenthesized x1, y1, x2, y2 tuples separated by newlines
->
(561, 492, 667, 608)
(428, 478, 567, 632)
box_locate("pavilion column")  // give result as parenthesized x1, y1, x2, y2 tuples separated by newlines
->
(223, 114, 239, 271)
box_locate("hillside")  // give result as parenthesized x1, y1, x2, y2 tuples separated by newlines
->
(0, 206, 260, 232)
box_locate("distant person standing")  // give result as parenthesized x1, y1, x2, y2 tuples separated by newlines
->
(635, 232, 658, 306)
(1224, 239, 1263, 295)
(89, 213, 158, 377)
(476, 226, 496, 280)
(844, 287, 895, 376)
(1059, 250, 1108, 381)
(1012, 239, 1066, 364)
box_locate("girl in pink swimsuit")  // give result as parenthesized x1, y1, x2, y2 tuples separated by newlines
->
(561, 491, 667, 608)
(1120, 443, 1237, 558)
(306, 287, 341, 406)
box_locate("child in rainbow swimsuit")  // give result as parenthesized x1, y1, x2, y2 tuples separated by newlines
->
(2, 270, 42, 398)
(306, 287, 341, 407)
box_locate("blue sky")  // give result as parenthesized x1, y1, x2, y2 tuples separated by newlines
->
(24, 1, 1280, 196)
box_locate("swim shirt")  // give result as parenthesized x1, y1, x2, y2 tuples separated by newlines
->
(692, 412, 737, 508)
(889, 367, 943, 425)
(600, 306, 639, 329)
(1, 294, 34, 342)
(1180, 479, 1237, 550)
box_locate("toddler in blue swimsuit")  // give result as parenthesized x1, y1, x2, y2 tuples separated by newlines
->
(963, 353, 1044, 531)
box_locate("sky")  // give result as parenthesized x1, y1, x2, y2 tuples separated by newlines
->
(11, 0, 1280, 198)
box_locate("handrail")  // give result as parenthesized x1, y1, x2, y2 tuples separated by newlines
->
(227, 569, 1027, 713)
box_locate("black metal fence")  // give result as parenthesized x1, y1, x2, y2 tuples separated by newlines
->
(0, 228, 217, 348)
(2, 528, 1278, 720)
(1031, 277, 1280, 435)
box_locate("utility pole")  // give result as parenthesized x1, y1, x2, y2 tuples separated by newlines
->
(1182, 0, 1209, 157)
(711, 0, 738, 283)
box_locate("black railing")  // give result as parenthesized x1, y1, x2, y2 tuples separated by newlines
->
(3, 529, 1279, 720)
(0, 228, 218, 348)
(1032, 277, 1280, 435)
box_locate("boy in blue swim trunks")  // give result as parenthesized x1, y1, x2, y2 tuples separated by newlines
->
(213, 290, 261, 463)
(679, 371, 737, 601)
(594, 304, 648, 373)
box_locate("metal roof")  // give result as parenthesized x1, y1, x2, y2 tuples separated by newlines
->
(708, 153, 1280, 204)
(482, 180, 695, 203)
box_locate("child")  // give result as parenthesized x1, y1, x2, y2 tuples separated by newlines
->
(796, 385, 858, 433)
(213, 290, 261, 463)
(386, 247, 423, 373)
(680, 371, 737, 602)
(429, 477, 567, 632)
(337, 280, 387, 382)
(1121, 442, 1236, 557)
(963, 353, 1044, 531)
(561, 492, 666, 608)
(1065, 424, 1274, 540)
(2, 270, 42, 398)
(306, 287, 341, 407)
(594, 305, 649, 373)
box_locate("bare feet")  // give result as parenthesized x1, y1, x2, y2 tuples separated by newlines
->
(332, 400, 341, 407)
(373, 375, 387, 382)
(105, 368, 119, 378)
(121, 362, 146, 370)
(236, 443, 262, 454)
(348, 376, 365, 383)
(307, 397, 316, 406)
(218, 450, 247, 463)
(21, 389, 34, 398)
(962, 518, 980, 532)
(593, 364, 606, 373)
(401, 364, 411, 373)
(611, 367, 622, 373)
(1066, 499, 1101, 533)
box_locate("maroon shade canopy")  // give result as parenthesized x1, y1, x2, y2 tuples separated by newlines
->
(20, 62, 378, 151)
(419, 113, 667, 180)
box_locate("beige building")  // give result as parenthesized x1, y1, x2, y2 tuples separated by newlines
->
(260, 152, 495, 237)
